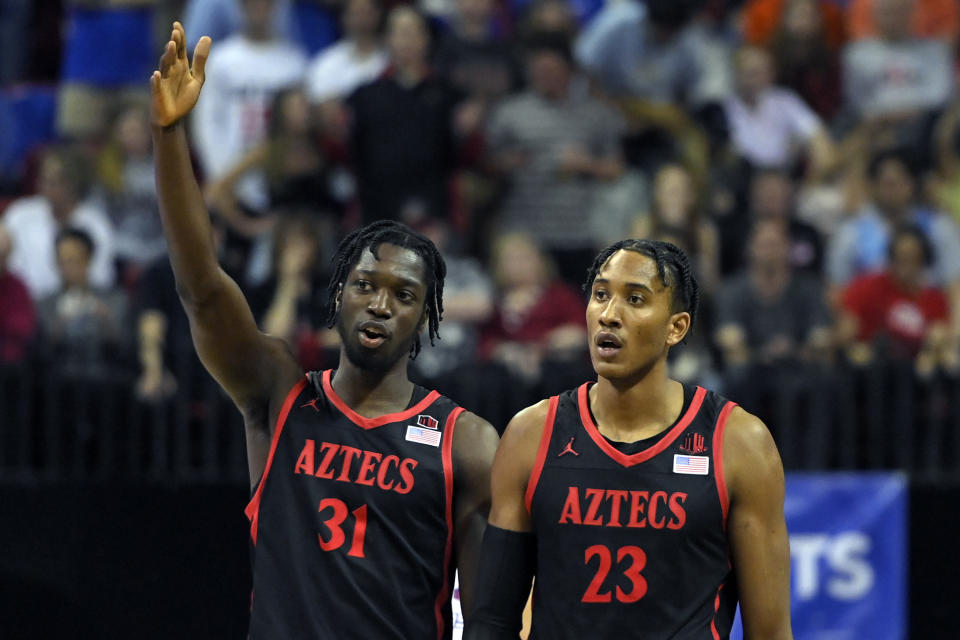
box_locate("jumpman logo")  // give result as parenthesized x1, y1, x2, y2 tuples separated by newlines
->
(558, 437, 579, 457)
(301, 397, 321, 412)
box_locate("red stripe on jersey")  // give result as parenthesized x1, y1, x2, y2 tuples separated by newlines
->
(577, 383, 707, 467)
(525, 395, 559, 513)
(245, 377, 309, 545)
(710, 582, 725, 640)
(435, 407, 464, 640)
(322, 369, 442, 429)
(712, 401, 737, 529)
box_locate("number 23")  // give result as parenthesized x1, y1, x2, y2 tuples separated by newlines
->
(583, 544, 647, 603)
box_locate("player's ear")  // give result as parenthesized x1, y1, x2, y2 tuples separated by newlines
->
(335, 284, 343, 312)
(666, 311, 691, 347)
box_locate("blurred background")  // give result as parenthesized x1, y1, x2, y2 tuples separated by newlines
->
(1, 0, 958, 637)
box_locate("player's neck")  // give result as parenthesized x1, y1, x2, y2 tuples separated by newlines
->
(591, 364, 684, 443)
(331, 356, 415, 417)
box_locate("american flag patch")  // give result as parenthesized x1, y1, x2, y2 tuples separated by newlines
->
(673, 454, 709, 475)
(406, 425, 442, 447)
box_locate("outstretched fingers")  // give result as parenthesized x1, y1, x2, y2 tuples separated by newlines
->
(192, 36, 212, 82)
(173, 21, 187, 62)
(158, 40, 177, 76)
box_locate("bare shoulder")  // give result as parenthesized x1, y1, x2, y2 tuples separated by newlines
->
(723, 406, 785, 497)
(496, 399, 554, 471)
(452, 410, 500, 468)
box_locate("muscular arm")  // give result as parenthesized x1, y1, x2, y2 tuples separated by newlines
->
(150, 23, 301, 418)
(464, 401, 549, 640)
(452, 411, 500, 617)
(724, 407, 793, 640)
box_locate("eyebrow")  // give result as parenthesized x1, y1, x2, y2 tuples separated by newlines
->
(593, 278, 654, 293)
(354, 269, 423, 289)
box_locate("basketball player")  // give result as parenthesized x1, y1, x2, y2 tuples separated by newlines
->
(466, 240, 792, 639)
(150, 23, 499, 638)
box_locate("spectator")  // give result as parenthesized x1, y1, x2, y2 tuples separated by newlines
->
(842, 0, 953, 136)
(3, 147, 115, 299)
(204, 88, 339, 252)
(95, 100, 166, 273)
(748, 168, 825, 276)
(56, 0, 155, 141)
(0, 224, 36, 365)
(36, 229, 128, 379)
(741, 0, 847, 49)
(838, 224, 955, 372)
(190, 0, 307, 212)
(486, 33, 624, 284)
(518, 0, 579, 41)
(348, 6, 474, 223)
(826, 149, 960, 297)
(304, 0, 387, 113)
(478, 232, 587, 388)
(715, 219, 832, 413)
(847, 0, 958, 43)
(632, 163, 720, 292)
(724, 45, 837, 178)
(770, 0, 844, 122)
(575, 0, 701, 103)
(433, 0, 518, 106)
(247, 214, 335, 371)
(409, 217, 494, 387)
(183, 0, 296, 50)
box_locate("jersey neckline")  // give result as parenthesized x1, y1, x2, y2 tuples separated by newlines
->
(321, 369, 442, 430)
(577, 382, 707, 467)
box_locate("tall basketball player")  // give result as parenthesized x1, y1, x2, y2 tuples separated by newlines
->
(151, 23, 499, 638)
(466, 240, 791, 639)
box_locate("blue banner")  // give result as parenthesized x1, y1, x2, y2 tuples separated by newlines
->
(732, 473, 907, 640)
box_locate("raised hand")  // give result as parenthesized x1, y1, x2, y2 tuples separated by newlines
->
(150, 22, 211, 128)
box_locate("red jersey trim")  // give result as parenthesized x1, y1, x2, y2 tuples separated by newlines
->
(710, 582, 726, 640)
(435, 406, 465, 640)
(321, 369, 442, 430)
(576, 383, 707, 467)
(244, 376, 309, 545)
(712, 401, 737, 529)
(524, 396, 559, 513)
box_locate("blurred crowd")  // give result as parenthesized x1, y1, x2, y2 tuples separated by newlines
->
(2, 0, 960, 437)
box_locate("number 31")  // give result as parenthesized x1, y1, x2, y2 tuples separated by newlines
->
(317, 498, 368, 558)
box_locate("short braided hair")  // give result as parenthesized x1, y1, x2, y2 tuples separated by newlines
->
(325, 220, 446, 358)
(583, 239, 700, 335)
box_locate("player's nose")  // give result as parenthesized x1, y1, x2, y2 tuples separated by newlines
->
(598, 295, 624, 327)
(367, 290, 392, 318)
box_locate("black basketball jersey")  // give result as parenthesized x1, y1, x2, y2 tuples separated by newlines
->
(527, 382, 739, 639)
(245, 370, 464, 639)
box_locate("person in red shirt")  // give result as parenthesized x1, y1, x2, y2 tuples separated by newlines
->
(840, 224, 954, 371)
(0, 223, 36, 365)
(478, 232, 588, 395)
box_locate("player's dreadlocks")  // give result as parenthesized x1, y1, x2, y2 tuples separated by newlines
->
(583, 238, 700, 336)
(324, 220, 446, 358)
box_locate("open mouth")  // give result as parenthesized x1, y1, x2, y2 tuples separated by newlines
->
(595, 332, 623, 358)
(358, 322, 389, 348)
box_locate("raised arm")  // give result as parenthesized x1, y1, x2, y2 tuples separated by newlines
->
(451, 411, 500, 617)
(724, 407, 793, 640)
(464, 401, 548, 640)
(150, 22, 301, 416)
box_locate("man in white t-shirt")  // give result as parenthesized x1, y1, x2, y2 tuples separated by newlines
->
(2, 148, 115, 300)
(190, 0, 307, 210)
(723, 45, 836, 177)
(305, 0, 387, 105)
